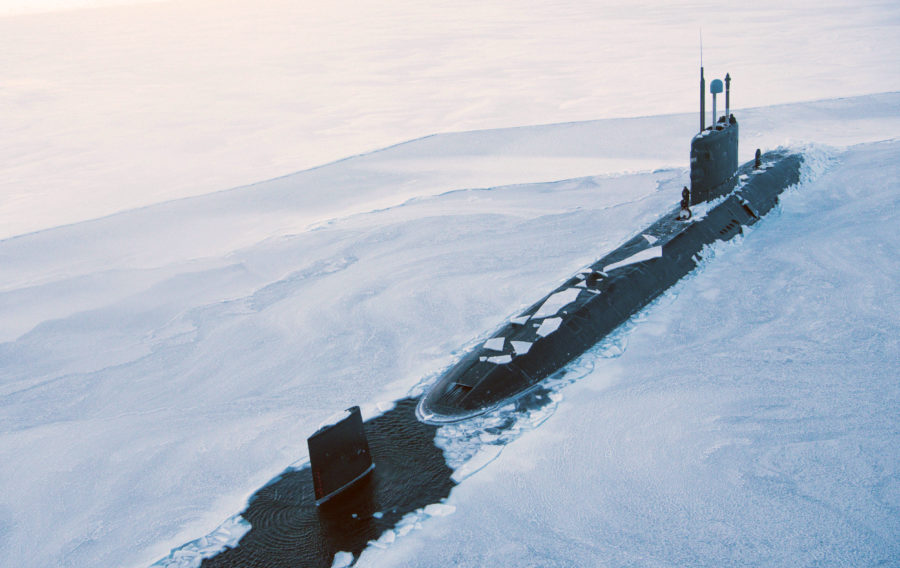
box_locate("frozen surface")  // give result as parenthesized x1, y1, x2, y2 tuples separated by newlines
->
(2, 0, 900, 238)
(316, 409, 352, 432)
(149, 515, 249, 568)
(358, 140, 900, 567)
(0, 3, 899, 566)
(4, 121, 899, 568)
(0, 118, 685, 568)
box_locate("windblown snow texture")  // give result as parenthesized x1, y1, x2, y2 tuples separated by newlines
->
(1, 35, 899, 564)
(357, 141, 900, 568)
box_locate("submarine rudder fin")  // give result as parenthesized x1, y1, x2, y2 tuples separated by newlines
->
(307, 406, 375, 506)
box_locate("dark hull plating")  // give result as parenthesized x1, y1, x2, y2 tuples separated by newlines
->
(418, 151, 803, 423)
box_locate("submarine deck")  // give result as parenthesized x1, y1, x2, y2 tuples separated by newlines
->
(418, 150, 803, 423)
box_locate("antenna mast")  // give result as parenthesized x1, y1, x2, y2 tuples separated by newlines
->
(699, 29, 705, 131)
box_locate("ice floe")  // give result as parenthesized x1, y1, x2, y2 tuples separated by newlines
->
(510, 340, 533, 355)
(331, 551, 354, 568)
(533, 288, 582, 318)
(536, 317, 562, 337)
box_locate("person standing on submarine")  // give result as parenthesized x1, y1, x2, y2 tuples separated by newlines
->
(679, 186, 692, 220)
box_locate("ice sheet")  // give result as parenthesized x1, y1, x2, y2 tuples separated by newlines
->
(0, 4, 899, 564)
(2, 0, 900, 239)
(357, 140, 900, 567)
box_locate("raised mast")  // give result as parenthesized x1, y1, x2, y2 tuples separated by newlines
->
(725, 72, 731, 118)
(700, 66, 706, 131)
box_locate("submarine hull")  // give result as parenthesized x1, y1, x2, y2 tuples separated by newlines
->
(418, 151, 803, 424)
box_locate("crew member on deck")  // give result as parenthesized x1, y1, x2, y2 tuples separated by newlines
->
(678, 186, 692, 220)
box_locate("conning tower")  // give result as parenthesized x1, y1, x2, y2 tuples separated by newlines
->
(689, 69, 738, 205)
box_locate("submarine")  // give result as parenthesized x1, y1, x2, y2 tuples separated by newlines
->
(416, 69, 803, 424)
(198, 67, 807, 567)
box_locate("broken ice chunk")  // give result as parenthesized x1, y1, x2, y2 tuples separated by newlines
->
(483, 337, 505, 351)
(536, 317, 562, 337)
(510, 341, 533, 354)
(533, 288, 581, 318)
(423, 503, 456, 517)
(451, 445, 504, 483)
(331, 551, 354, 568)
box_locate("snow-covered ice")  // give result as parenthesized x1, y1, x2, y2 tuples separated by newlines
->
(422, 503, 456, 518)
(330, 550, 354, 568)
(535, 317, 564, 338)
(3, 0, 900, 239)
(316, 408, 352, 431)
(0, 114, 695, 568)
(358, 140, 900, 567)
(149, 515, 249, 568)
(510, 341, 533, 355)
(450, 445, 505, 484)
(1, 95, 898, 568)
(0, 2, 899, 567)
